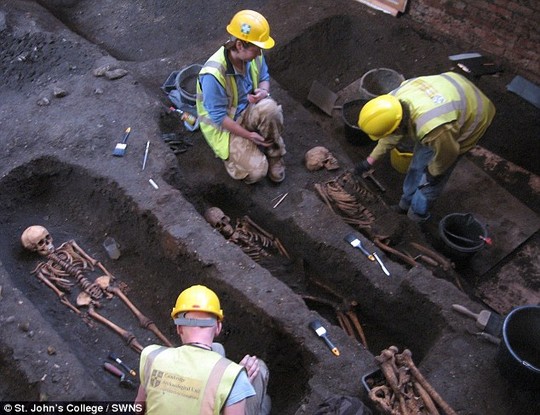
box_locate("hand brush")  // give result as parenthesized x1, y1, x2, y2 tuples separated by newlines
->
(309, 319, 340, 356)
(112, 127, 132, 157)
(452, 304, 502, 336)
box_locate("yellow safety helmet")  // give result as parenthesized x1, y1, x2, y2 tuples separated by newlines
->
(358, 95, 403, 140)
(171, 285, 224, 321)
(226, 10, 275, 49)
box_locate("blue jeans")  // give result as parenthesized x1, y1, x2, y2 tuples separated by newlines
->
(398, 142, 457, 221)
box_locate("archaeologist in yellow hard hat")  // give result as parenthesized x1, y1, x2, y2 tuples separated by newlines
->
(354, 72, 496, 223)
(196, 10, 286, 184)
(135, 285, 271, 415)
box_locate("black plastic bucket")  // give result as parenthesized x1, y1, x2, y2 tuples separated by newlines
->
(175, 64, 202, 106)
(341, 99, 371, 146)
(496, 305, 540, 389)
(438, 213, 487, 260)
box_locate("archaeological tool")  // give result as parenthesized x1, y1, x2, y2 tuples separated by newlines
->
(112, 127, 132, 157)
(307, 80, 340, 116)
(362, 169, 386, 192)
(309, 319, 340, 356)
(345, 233, 375, 261)
(168, 106, 198, 128)
(452, 304, 502, 336)
(108, 352, 137, 377)
(373, 252, 391, 277)
(103, 362, 136, 389)
(142, 140, 150, 170)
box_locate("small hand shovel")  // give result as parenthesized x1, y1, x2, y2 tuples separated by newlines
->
(452, 304, 502, 336)
(307, 81, 339, 116)
(309, 319, 340, 356)
(112, 127, 131, 157)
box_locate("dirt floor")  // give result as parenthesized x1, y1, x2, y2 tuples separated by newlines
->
(1, 1, 539, 414)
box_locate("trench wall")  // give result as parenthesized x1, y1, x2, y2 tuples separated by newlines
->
(407, 0, 540, 84)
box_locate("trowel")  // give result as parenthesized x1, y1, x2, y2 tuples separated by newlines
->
(452, 304, 502, 336)
(103, 362, 136, 389)
(309, 319, 340, 356)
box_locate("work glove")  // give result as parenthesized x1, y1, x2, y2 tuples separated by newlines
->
(354, 159, 372, 177)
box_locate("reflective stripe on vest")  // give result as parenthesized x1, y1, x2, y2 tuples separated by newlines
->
(390, 72, 491, 143)
(196, 47, 263, 159)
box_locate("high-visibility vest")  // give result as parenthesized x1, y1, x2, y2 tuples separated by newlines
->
(140, 345, 244, 415)
(391, 72, 495, 150)
(196, 47, 263, 159)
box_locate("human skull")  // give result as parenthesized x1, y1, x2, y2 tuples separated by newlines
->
(21, 225, 54, 256)
(305, 146, 340, 171)
(204, 207, 234, 238)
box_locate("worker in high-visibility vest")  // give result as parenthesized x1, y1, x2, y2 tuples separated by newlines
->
(135, 285, 271, 415)
(355, 72, 496, 223)
(196, 10, 286, 184)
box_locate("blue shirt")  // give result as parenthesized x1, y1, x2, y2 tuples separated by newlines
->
(225, 369, 256, 406)
(200, 50, 270, 125)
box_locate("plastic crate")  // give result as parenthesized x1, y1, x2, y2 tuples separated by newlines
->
(361, 368, 386, 394)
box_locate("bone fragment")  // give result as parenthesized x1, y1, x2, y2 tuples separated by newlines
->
(409, 242, 453, 271)
(396, 349, 457, 415)
(374, 238, 418, 267)
(413, 381, 440, 415)
(346, 310, 368, 349)
(376, 347, 410, 415)
(87, 304, 143, 353)
(35, 271, 81, 314)
(369, 385, 394, 414)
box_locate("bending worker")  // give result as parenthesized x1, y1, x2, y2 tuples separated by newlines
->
(354, 71, 495, 223)
(135, 284, 271, 415)
(196, 10, 286, 184)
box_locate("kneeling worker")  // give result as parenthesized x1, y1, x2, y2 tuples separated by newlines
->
(196, 10, 286, 184)
(354, 71, 495, 223)
(135, 284, 270, 415)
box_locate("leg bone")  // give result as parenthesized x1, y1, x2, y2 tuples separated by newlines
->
(396, 349, 457, 415)
(87, 303, 143, 353)
(97, 278, 173, 347)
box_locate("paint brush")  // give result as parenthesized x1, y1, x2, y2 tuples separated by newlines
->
(345, 233, 375, 261)
(309, 320, 340, 356)
(112, 127, 131, 157)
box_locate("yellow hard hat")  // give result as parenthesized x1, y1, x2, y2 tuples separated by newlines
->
(171, 285, 224, 321)
(358, 95, 403, 140)
(226, 10, 275, 49)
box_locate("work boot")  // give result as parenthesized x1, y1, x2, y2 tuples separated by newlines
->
(407, 208, 430, 224)
(268, 157, 285, 183)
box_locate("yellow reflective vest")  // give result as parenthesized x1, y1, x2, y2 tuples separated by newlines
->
(390, 72, 495, 149)
(140, 345, 244, 415)
(196, 47, 263, 160)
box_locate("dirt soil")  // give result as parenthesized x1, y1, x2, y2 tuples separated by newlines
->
(1, 1, 539, 414)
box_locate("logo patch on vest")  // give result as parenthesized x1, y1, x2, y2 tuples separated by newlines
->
(149, 369, 202, 399)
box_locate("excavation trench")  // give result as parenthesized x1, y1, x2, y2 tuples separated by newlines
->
(1, 3, 538, 414)
(0, 158, 313, 412)
(0, 156, 446, 413)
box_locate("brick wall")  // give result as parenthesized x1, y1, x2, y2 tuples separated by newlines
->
(407, 0, 540, 84)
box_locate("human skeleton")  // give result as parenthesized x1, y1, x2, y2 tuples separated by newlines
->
(204, 207, 289, 262)
(20, 225, 172, 353)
